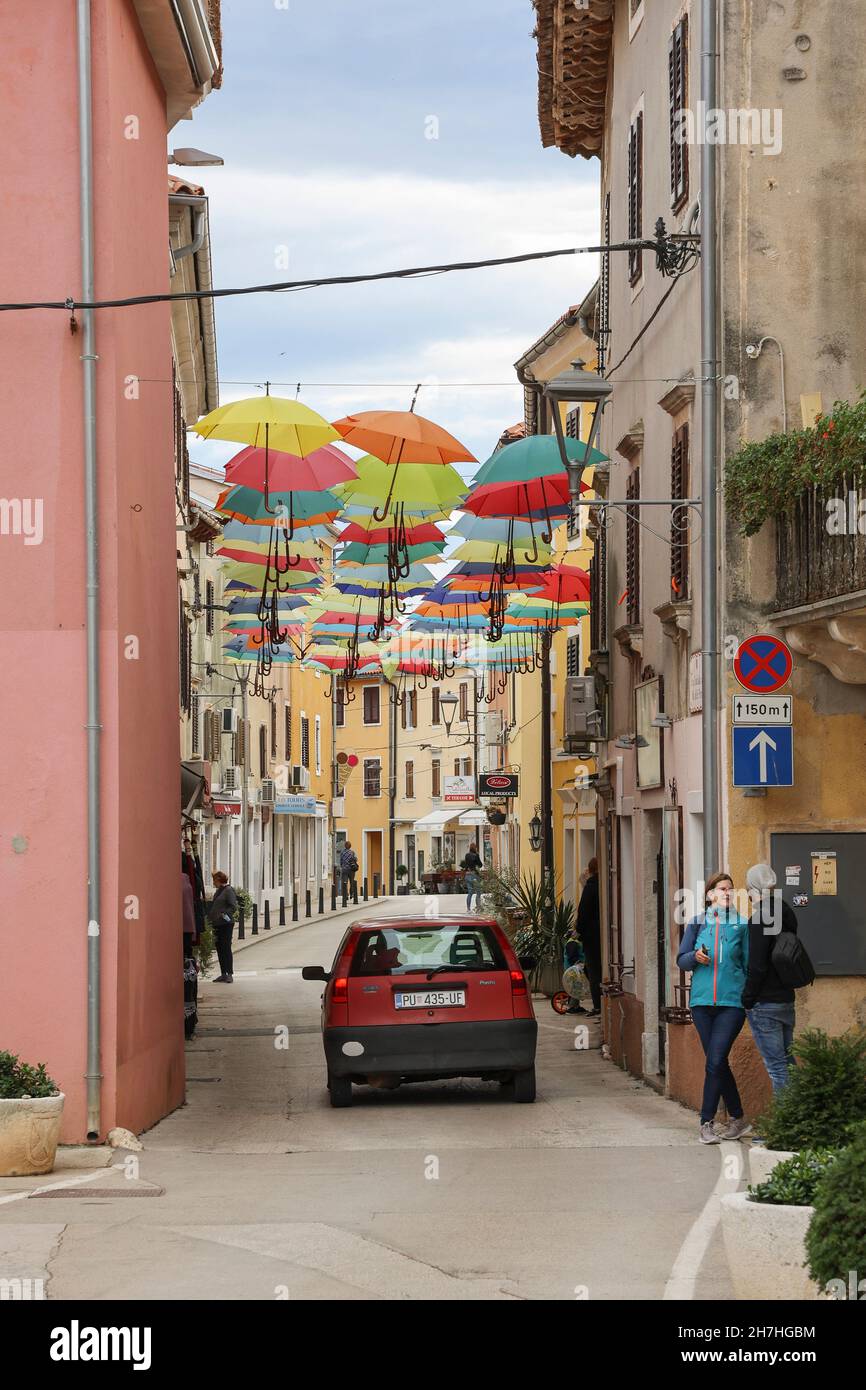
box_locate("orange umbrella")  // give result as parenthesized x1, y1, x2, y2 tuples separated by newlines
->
(331, 410, 476, 466)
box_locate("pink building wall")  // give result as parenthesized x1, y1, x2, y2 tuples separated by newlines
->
(0, 1, 185, 1139)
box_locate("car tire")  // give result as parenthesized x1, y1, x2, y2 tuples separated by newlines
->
(328, 1073, 353, 1108)
(512, 1066, 536, 1103)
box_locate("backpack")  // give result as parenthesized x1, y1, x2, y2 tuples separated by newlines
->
(771, 932, 816, 988)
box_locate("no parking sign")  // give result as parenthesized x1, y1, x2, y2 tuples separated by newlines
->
(733, 634, 793, 693)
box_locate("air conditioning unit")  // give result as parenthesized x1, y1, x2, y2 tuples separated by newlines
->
(222, 766, 241, 792)
(564, 676, 602, 741)
(221, 707, 238, 735)
(290, 764, 310, 792)
(260, 778, 276, 805)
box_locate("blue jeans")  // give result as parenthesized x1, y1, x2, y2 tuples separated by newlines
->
(465, 873, 481, 910)
(747, 1001, 796, 1092)
(691, 1005, 746, 1124)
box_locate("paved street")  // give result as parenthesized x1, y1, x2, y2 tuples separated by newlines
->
(0, 898, 739, 1301)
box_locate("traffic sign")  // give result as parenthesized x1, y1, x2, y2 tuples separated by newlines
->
(732, 726, 794, 787)
(732, 694, 792, 725)
(733, 634, 793, 693)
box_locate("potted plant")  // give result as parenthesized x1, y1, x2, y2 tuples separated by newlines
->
(721, 1149, 838, 1301)
(395, 864, 410, 895)
(805, 1123, 866, 1299)
(0, 1052, 65, 1177)
(749, 1028, 866, 1184)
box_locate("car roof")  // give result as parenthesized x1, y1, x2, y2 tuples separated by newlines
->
(349, 915, 499, 930)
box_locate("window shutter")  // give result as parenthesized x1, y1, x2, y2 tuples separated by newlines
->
(432, 759, 441, 798)
(626, 469, 641, 627)
(566, 634, 581, 677)
(669, 18, 689, 211)
(432, 687, 440, 724)
(205, 579, 214, 635)
(259, 724, 266, 778)
(670, 423, 690, 600)
(598, 194, 611, 374)
(628, 112, 643, 284)
(271, 699, 277, 757)
(285, 704, 292, 761)
(191, 694, 200, 755)
(301, 716, 310, 769)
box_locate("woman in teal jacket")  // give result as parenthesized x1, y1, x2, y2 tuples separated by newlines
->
(677, 871, 751, 1144)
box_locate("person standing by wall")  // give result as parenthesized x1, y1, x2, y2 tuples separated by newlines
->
(340, 840, 359, 899)
(742, 862, 800, 1092)
(677, 872, 751, 1144)
(576, 857, 601, 1016)
(462, 843, 483, 911)
(208, 870, 238, 984)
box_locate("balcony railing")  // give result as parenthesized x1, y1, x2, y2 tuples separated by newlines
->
(775, 481, 866, 611)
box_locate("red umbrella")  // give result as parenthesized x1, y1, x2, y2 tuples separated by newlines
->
(531, 563, 591, 604)
(339, 519, 446, 546)
(224, 442, 357, 491)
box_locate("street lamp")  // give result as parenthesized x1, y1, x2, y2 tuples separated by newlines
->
(528, 812, 543, 853)
(542, 359, 614, 503)
(439, 691, 459, 736)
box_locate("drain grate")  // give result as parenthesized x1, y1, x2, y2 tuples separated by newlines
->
(30, 1187, 164, 1199)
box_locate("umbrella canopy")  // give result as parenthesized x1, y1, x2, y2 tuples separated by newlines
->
(216, 484, 341, 527)
(338, 540, 445, 567)
(224, 442, 356, 492)
(333, 455, 465, 517)
(195, 393, 339, 456)
(339, 519, 446, 545)
(331, 410, 475, 466)
(472, 433, 606, 487)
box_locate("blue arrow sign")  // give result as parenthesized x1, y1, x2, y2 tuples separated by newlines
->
(732, 725, 793, 787)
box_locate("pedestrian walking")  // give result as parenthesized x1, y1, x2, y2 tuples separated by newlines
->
(461, 843, 483, 911)
(339, 841, 358, 897)
(576, 857, 601, 1016)
(208, 870, 238, 984)
(742, 862, 811, 1092)
(677, 871, 751, 1144)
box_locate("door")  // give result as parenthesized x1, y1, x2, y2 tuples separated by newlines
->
(657, 807, 683, 1075)
(365, 830, 383, 893)
(406, 834, 416, 885)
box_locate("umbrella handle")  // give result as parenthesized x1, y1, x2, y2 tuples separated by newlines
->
(372, 460, 400, 523)
(262, 424, 278, 516)
(523, 493, 539, 563)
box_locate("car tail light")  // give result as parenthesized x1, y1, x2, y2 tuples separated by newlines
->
(510, 970, 527, 996)
(332, 976, 348, 1003)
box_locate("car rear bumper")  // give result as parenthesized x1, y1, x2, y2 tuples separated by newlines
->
(324, 1018, 538, 1080)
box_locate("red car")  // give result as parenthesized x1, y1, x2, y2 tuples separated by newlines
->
(302, 916, 538, 1107)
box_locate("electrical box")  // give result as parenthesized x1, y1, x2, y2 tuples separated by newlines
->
(770, 831, 866, 976)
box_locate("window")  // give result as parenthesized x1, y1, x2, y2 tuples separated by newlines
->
(454, 758, 461, 777)
(363, 758, 381, 797)
(301, 715, 310, 769)
(590, 521, 608, 653)
(598, 193, 611, 374)
(462, 758, 472, 777)
(628, 0, 645, 41)
(315, 715, 321, 775)
(567, 633, 581, 677)
(350, 923, 506, 977)
(431, 686, 441, 724)
(270, 699, 277, 757)
(191, 694, 200, 756)
(259, 724, 267, 778)
(627, 110, 644, 284)
(431, 759, 441, 798)
(626, 469, 641, 627)
(405, 760, 414, 798)
(670, 423, 690, 600)
(363, 684, 381, 724)
(400, 689, 417, 730)
(459, 682, 468, 722)
(335, 682, 345, 727)
(205, 579, 214, 635)
(669, 16, 689, 213)
(284, 704, 292, 761)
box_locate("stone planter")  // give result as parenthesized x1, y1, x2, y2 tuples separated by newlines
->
(0, 1094, 65, 1176)
(720, 1191, 820, 1301)
(748, 1146, 796, 1187)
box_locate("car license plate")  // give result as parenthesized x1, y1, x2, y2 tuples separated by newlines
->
(394, 989, 466, 1009)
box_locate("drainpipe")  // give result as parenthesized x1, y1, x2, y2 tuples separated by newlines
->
(700, 0, 720, 877)
(76, 0, 102, 1140)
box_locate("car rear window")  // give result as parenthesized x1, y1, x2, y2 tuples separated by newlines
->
(349, 924, 506, 976)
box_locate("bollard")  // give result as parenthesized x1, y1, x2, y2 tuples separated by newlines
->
(363, 880, 368, 902)
(264, 900, 271, 932)
(331, 885, 337, 912)
(292, 891, 298, 922)
(318, 887, 324, 915)
(352, 880, 358, 905)
(278, 896, 285, 926)
(252, 904, 259, 935)
(373, 873, 380, 898)
(342, 884, 348, 908)
(305, 889, 312, 919)
(237, 908, 245, 940)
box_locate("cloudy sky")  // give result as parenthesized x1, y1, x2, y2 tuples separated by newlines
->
(185, 0, 599, 472)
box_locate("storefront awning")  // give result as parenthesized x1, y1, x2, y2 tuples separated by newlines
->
(458, 809, 487, 826)
(413, 805, 485, 832)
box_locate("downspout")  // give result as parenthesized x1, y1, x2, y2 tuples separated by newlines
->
(700, 0, 720, 877)
(76, 0, 102, 1140)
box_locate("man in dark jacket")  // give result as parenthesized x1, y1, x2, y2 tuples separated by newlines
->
(208, 871, 239, 984)
(576, 857, 601, 1015)
(742, 862, 798, 1091)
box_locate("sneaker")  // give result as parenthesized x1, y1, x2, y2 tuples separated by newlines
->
(720, 1116, 752, 1141)
(212, 975, 227, 983)
(699, 1122, 720, 1144)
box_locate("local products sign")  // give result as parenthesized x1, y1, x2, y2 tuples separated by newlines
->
(443, 775, 475, 803)
(478, 773, 519, 798)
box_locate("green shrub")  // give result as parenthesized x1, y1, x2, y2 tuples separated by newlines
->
(748, 1149, 839, 1207)
(194, 925, 215, 975)
(805, 1124, 866, 1293)
(0, 1051, 60, 1099)
(234, 888, 254, 922)
(756, 1028, 866, 1152)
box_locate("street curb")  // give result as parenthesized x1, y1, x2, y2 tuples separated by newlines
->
(229, 895, 399, 955)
